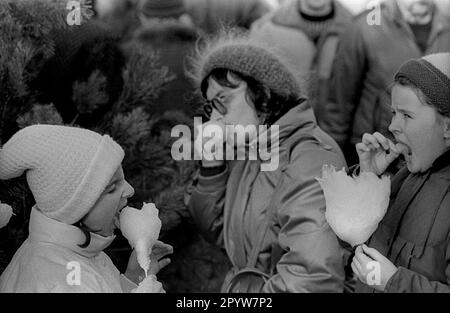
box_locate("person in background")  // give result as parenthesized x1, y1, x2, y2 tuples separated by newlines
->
(131, 0, 199, 116)
(185, 0, 272, 35)
(94, 0, 141, 41)
(322, 0, 450, 165)
(0, 125, 172, 292)
(250, 0, 352, 124)
(351, 53, 450, 292)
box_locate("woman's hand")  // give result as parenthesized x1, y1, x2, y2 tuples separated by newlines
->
(356, 132, 401, 175)
(351, 244, 398, 291)
(125, 240, 173, 284)
(194, 120, 227, 168)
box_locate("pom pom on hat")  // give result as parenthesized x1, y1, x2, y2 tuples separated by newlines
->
(0, 125, 124, 224)
(188, 30, 302, 98)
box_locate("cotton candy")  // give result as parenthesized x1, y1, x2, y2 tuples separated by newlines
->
(316, 165, 390, 247)
(0, 201, 13, 229)
(119, 203, 162, 277)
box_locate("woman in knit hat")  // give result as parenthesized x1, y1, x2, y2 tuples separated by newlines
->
(0, 125, 172, 292)
(350, 52, 450, 293)
(186, 31, 348, 292)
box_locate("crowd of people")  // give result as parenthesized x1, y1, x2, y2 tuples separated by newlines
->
(0, 0, 449, 293)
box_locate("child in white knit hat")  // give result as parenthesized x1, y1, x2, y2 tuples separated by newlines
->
(0, 125, 172, 292)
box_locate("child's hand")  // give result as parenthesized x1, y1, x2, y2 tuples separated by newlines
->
(148, 240, 173, 276)
(125, 240, 173, 283)
(356, 132, 401, 175)
(351, 244, 398, 291)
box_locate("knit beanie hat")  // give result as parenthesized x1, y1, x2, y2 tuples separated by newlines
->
(395, 52, 450, 118)
(140, 0, 185, 18)
(0, 125, 124, 225)
(188, 31, 302, 98)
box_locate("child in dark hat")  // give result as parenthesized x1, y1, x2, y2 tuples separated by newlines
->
(351, 53, 450, 293)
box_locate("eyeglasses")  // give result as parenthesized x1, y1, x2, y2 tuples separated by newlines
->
(203, 97, 228, 119)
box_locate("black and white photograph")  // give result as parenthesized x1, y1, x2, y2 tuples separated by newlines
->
(0, 0, 449, 302)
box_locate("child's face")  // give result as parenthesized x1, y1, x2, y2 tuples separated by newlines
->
(81, 166, 134, 237)
(389, 84, 447, 173)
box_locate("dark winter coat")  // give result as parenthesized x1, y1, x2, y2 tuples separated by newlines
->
(322, 0, 450, 156)
(133, 21, 199, 116)
(356, 150, 450, 293)
(186, 101, 348, 292)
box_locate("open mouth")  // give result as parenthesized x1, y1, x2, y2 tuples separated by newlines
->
(114, 202, 128, 229)
(395, 140, 413, 159)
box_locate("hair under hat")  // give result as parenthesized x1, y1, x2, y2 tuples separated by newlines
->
(188, 31, 302, 99)
(0, 125, 124, 224)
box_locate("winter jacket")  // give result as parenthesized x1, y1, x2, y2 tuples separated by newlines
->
(356, 149, 450, 293)
(185, 0, 271, 35)
(250, 0, 353, 124)
(322, 0, 450, 158)
(0, 207, 136, 292)
(186, 100, 348, 292)
(132, 20, 199, 116)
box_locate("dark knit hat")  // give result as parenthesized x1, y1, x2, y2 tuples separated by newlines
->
(189, 31, 302, 98)
(394, 53, 450, 117)
(140, 0, 185, 18)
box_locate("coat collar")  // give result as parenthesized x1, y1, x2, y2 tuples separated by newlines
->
(28, 206, 116, 258)
(271, 0, 352, 32)
(242, 99, 316, 163)
(430, 149, 450, 175)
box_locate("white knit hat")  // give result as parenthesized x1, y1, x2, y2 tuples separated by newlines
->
(0, 125, 124, 224)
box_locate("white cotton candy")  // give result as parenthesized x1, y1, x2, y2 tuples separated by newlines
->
(316, 165, 391, 247)
(119, 203, 162, 276)
(0, 202, 13, 229)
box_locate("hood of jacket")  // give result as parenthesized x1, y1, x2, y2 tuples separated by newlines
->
(272, 99, 317, 144)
